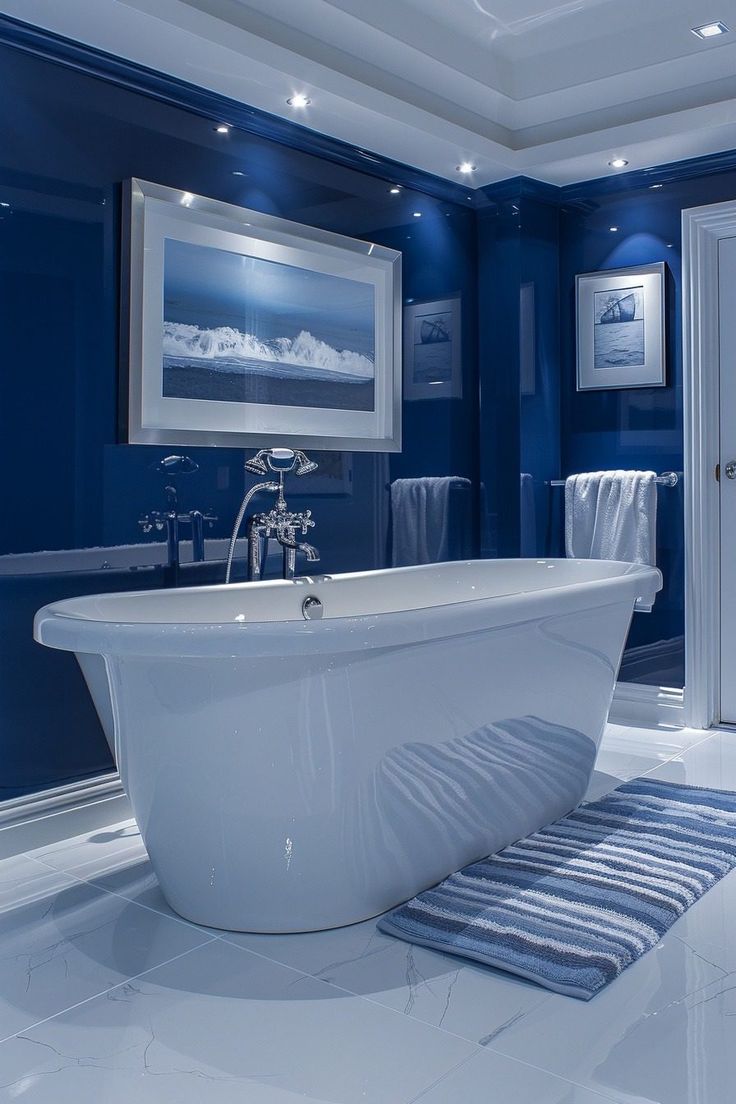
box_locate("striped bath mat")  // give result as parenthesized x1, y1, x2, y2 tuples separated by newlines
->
(378, 778, 736, 1000)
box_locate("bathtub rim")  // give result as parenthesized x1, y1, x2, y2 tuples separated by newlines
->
(34, 558, 662, 659)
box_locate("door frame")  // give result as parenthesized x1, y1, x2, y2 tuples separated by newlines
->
(682, 200, 736, 728)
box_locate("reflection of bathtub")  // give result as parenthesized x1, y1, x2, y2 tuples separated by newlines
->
(35, 558, 661, 932)
(0, 539, 248, 575)
(0, 540, 248, 799)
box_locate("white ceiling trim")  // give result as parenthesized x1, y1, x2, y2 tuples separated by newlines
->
(3, 0, 736, 186)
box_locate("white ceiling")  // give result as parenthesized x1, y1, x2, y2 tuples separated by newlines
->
(5, 0, 736, 186)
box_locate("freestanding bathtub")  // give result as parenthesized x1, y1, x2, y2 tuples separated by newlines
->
(34, 558, 661, 932)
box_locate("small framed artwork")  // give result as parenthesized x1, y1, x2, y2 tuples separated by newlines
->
(121, 178, 402, 451)
(403, 296, 462, 399)
(576, 262, 666, 391)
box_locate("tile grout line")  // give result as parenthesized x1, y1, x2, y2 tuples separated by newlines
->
(23, 852, 219, 939)
(0, 922, 490, 1071)
(0, 937, 219, 1049)
(473, 1038, 641, 1104)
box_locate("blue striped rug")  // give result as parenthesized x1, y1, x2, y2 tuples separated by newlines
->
(378, 778, 736, 1000)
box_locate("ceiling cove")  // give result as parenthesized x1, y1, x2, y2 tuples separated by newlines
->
(4, 0, 736, 187)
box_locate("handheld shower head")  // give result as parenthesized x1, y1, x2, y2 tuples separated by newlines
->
(244, 448, 317, 477)
(244, 450, 270, 475)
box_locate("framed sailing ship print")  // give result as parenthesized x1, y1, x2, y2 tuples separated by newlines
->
(403, 296, 462, 400)
(576, 263, 665, 391)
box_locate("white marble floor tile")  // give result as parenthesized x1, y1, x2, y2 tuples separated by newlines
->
(227, 915, 550, 1045)
(408, 1049, 626, 1104)
(667, 869, 736, 973)
(0, 854, 75, 913)
(0, 938, 476, 1103)
(82, 855, 209, 928)
(585, 724, 713, 802)
(31, 820, 146, 881)
(0, 876, 213, 1042)
(486, 971, 736, 1104)
(605, 722, 709, 755)
(219, 912, 396, 972)
(481, 933, 728, 1102)
(646, 728, 736, 789)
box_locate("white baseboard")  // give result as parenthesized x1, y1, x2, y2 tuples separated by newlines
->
(0, 773, 131, 860)
(609, 681, 686, 729)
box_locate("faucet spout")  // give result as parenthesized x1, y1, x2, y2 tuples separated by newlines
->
(277, 535, 320, 561)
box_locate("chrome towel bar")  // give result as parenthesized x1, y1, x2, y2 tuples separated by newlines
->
(547, 471, 679, 488)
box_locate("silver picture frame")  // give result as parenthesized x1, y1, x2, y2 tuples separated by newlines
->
(576, 262, 666, 391)
(121, 179, 402, 451)
(403, 296, 462, 400)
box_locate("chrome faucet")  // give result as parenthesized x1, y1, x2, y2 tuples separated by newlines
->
(225, 448, 320, 583)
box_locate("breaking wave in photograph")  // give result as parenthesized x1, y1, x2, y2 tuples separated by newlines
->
(162, 322, 376, 410)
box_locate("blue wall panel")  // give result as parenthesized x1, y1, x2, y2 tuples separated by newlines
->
(0, 42, 479, 798)
(8, 11, 736, 797)
(558, 171, 736, 687)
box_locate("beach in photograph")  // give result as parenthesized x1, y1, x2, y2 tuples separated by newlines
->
(162, 238, 376, 411)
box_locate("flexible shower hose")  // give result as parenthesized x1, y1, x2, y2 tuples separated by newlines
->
(224, 480, 279, 584)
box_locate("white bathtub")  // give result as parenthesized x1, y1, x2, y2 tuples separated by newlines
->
(34, 558, 661, 932)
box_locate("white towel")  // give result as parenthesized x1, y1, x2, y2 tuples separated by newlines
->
(564, 470, 658, 608)
(390, 477, 468, 566)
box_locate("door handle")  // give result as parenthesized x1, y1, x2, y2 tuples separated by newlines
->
(726, 461, 736, 480)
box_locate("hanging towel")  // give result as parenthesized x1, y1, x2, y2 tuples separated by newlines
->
(390, 477, 468, 566)
(565, 470, 658, 609)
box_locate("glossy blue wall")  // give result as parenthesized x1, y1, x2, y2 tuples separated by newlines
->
(558, 168, 736, 688)
(476, 185, 560, 560)
(479, 164, 736, 692)
(0, 36, 479, 798)
(7, 12, 736, 800)
(559, 186, 684, 686)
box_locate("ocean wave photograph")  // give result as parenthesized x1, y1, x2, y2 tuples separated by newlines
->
(161, 238, 376, 410)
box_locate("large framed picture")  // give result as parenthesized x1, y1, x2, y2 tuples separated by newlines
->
(403, 296, 462, 400)
(121, 179, 402, 451)
(576, 262, 666, 391)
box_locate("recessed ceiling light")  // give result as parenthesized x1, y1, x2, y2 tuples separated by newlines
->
(650, 183, 663, 189)
(456, 162, 477, 174)
(609, 226, 619, 232)
(692, 21, 729, 38)
(413, 211, 422, 218)
(214, 124, 230, 134)
(389, 186, 401, 194)
(0, 201, 9, 208)
(287, 93, 311, 108)
(180, 192, 194, 207)
(609, 158, 629, 169)
(232, 170, 246, 177)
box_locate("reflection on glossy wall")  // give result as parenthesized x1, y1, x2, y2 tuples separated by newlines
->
(0, 42, 478, 799)
(8, 19, 736, 803)
(559, 185, 684, 690)
(479, 165, 736, 697)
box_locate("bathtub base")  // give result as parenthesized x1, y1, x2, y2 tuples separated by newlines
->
(37, 559, 663, 934)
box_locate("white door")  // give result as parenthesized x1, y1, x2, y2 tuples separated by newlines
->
(718, 236, 736, 722)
